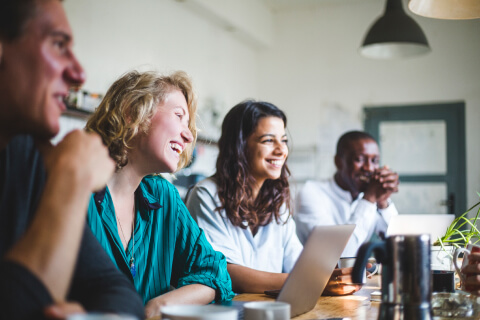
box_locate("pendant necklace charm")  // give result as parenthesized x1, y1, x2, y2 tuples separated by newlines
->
(116, 213, 137, 278)
(129, 220, 136, 277)
(130, 257, 136, 277)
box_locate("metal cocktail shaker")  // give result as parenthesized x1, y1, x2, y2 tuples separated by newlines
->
(353, 234, 432, 320)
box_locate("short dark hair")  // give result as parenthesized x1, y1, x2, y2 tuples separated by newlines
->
(336, 131, 376, 157)
(0, 0, 63, 42)
(0, 0, 38, 41)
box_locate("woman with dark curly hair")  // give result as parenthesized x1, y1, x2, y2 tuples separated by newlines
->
(187, 100, 361, 295)
(186, 100, 300, 293)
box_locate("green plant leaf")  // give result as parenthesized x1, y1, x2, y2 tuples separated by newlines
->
(436, 199, 480, 249)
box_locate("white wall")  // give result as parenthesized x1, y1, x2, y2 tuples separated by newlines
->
(63, 0, 480, 208)
(63, 0, 260, 141)
(258, 1, 480, 207)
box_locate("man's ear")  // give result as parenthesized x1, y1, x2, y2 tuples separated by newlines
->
(334, 154, 342, 170)
(0, 42, 3, 65)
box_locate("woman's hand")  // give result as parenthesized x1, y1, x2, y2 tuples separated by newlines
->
(322, 264, 373, 296)
(145, 296, 169, 319)
(145, 284, 215, 318)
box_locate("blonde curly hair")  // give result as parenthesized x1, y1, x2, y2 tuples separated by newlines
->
(86, 70, 197, 171)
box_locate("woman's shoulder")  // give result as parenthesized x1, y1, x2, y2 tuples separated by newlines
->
(186, 177, 225, 218)
(190, 176, 218, 196)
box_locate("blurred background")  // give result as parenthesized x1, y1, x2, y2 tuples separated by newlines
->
(58, 0, 480, 217)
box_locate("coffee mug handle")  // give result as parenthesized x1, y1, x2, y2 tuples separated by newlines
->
(453, 247, 470, 279)
(369, 264, 380, 277)
(264, 310, 274, 320)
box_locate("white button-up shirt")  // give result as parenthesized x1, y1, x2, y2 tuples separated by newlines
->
(295, 178, 398, 257)
(186, 178, 303, 273)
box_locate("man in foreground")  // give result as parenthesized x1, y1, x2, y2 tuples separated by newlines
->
(295, 131, 400, 257)
(0, 0, 143, 318)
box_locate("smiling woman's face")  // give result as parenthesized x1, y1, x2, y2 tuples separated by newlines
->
(132, 89, 194, 175)
(246, 116, 288, 187)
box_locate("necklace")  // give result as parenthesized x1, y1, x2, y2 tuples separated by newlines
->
(116, 215, 136, 277)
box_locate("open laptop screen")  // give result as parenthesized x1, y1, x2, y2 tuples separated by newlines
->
(277, 224, 355, 317)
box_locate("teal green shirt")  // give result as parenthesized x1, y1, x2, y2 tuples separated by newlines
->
(87, 175, 234, 304)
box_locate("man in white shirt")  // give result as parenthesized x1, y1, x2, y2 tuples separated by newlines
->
(295, 131, 399, 257)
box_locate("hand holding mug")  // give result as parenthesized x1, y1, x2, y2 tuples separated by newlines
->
(338, 257, 378, 283)
(322, 259, 369, 296)
(453, 243, 480, 293)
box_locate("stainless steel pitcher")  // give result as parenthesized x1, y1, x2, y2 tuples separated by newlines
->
(353, 234, 432, 320)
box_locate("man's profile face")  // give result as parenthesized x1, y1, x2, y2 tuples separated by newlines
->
(0, 0, 85, 139)
(335, 138, 380, 195)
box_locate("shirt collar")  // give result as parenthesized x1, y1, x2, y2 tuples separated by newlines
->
(94, 180, 162, 220)
(329, 177, 364, 203)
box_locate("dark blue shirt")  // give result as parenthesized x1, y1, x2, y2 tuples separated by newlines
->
(0, 135, 144, 320)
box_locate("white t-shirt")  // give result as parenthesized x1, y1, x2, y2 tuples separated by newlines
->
(295, 178, 398, 257)
(186, 177, 303, 273)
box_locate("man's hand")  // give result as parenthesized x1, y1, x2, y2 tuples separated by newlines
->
(7, 130, 115, 301)
(39, 129, 115, 193)
(44, 301, 85, 320)
(363, 165, 399, 209)
(462, 253, 480, 295)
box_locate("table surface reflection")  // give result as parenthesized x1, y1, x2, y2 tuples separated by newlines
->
(234, 276, 381, 320)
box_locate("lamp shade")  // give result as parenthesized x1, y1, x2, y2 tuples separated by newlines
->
(409, 0, 480, 20)
(360, 0, 430, 59)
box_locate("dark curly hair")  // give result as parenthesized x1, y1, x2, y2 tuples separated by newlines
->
(214, 100, 291, 229)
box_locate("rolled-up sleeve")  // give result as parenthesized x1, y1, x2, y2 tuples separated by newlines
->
(173, 198, 234, 302)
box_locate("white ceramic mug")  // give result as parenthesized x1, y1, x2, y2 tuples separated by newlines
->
(453, 243, 480, 291)
(67, 314, 137, 320)
(338, 257, 379, 283)
(243, 301, 290, 320)
(161, 305, 238, 320)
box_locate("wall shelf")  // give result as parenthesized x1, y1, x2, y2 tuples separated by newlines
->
(63, 106, 92, 120)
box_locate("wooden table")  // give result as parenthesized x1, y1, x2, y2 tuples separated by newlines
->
(234, 276, 382, 319)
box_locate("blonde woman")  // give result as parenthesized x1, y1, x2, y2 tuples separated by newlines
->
(85, 70, 233, 318)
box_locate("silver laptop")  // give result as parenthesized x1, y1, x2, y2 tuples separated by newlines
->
(386, 214, 454, 242)
(277, 224, 355, 317)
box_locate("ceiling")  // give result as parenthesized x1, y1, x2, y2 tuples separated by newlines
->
(261, 0, 378, 11)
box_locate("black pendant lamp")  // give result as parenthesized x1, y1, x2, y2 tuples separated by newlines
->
(360, 0, 431, 59)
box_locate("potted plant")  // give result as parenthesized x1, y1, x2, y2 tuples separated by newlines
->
(431, 194, 480, 271)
